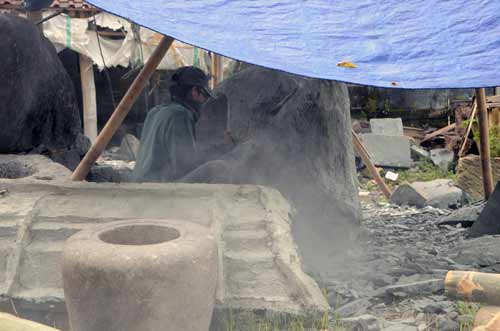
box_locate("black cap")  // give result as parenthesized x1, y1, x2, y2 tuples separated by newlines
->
(171, 66, 213, 98)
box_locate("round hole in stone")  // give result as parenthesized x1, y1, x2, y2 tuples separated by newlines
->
(0, 161, 36, 179)
(99, 225, 180, 246)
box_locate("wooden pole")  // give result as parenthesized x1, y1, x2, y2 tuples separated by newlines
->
(79, 54, 98, 143)
(352, 130, 392, 199)
(71, 36, 174, 181)
(476, 88, 494, 200)
(458, 101, 478, 157)
(211, 53, 222, 88)
(473, 306, 500, 330)
(445, 270, 500, 305)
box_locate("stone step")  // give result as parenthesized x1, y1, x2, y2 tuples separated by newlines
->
(223, 229, 269, 251)
(0, 219, 18, 238)
(224, 219, 267, 232)
(224, 252, 291, 299)
(0, 238, 15, 287)
(224, 250, 274, 264)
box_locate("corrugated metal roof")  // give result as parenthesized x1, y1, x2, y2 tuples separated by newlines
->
(0, 0, 94, 10)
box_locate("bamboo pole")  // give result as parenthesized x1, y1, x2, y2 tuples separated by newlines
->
(476, 88, 494, 200)
(79, 54, 98, 143)
(458, 101, 477, 157)
(473, 306, 500, 331)
(445, 271, 500, 305)
(71, 36, 174, 181)
(352, 130, 392, 199)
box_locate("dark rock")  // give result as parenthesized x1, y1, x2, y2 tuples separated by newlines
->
(437, 202, 484, 228)
(49, 149, 81, 171)
(0, 15, 81, 154)
(391, 184, 427, 208)
(118, 134, 140, 161)
(335, 298, 372, 318)
(87, 164, 131, 183)
(380, 279, 444, 302)
(0, 154, 70, 181)
(196, 67, 361, 275)
(410, 145, 430, 161)
(71, 133, 92, 156)
(469, 182, 500, 237)
(422, 303, 446, 314)
(436, 317, 459, 331)
(447, 235, 500, 267)
(341, 314, 382, 331)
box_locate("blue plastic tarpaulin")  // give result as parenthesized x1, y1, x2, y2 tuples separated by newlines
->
(86, 0, 500, 89)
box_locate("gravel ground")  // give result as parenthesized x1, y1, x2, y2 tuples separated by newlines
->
(319, 191, 494, 331)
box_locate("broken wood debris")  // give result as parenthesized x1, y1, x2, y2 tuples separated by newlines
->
(421, 123, 456, 143)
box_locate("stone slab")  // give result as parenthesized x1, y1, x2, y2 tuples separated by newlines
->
(0, 179, 328, 326)
(412, 179, 466, 209)
(392, 179, 466, 209)
(370, 118, 404, 136)
(410, 145, 430, 161)
(359, 134, 412, 168)
(430, 148, 454, 171)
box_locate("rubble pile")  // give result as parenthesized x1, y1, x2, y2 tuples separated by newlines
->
(320, 198, 497, 331)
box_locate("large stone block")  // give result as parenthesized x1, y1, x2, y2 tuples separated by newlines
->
(370, 118, 404, 136)
(359, 134, 412, 168)
(457, 155, 500, 200)
(391, 179, 466, 209)
(197, 67, 361, 275)
(0, 179, 328, 329)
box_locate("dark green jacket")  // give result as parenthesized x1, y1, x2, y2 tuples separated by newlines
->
(131, 102, 198, 182)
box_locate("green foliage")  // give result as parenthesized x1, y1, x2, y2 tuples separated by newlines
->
(490, 125, 500, 157)
(221, 289, 334, 330)
(456, 301, 480, 331)
(395, 160, 456, 185)
(462, 119, 500, 157)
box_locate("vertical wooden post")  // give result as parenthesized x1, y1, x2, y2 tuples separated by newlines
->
(495, 87, 500, 96)
(475, 88, 494, 200)
(352, 130, 392, 199)
(71, 36, 174, 181)
(211, 53, 222, 88)
(79, 54, 98, 143)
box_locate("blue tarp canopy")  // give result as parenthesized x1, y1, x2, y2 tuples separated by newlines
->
(86, 0, 500, 89)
